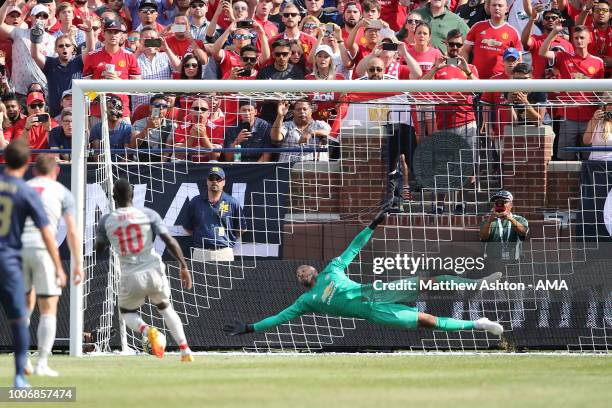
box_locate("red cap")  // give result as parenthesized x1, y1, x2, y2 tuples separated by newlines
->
(26, 92, 45, 105)
(345, 1, 362, 13)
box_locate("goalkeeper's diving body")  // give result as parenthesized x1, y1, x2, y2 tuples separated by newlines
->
(224, 207, 504, 336)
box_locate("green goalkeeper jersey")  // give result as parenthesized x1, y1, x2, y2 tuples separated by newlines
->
(253, 227, 376, 332)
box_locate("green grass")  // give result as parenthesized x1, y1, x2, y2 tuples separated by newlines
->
(1, 354, 611, 408)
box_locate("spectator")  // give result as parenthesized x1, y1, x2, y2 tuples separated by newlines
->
(289, 39, 307, 71)
(0, 1, 57, 97)
(340, 1, 362, 44)
(305, 0, 342, 26)
(223, 44, 260, 79)
(48, 109, 72, 161)
(125, 30, 140, 52)
(53, 2, 87, 46)
(183, 166, 246, 262)
(479, 190, 529, 263)
(132, 26, 180, 108)
(165, 0, 191, 22)
(41, 0, 60, 34)
(224, 99, 274, 162)
(101, 0, 133, 31)
(463, 0, 522, 79)
(165, 15, 208, 64)
(89, 96, 133, 157)
(272, 100, 331, 162)
(378, 0, 412, 32)
(188, 0, 212, 41)
(522, 6, 573, 79)
(407, 22, 444, 76)
(346, 18, 386, 78)
(72, 0, 94, 27)
(456, 0, 488, 28)
(540, 24, 604, 160)
(576, 0, 612, 77)
(506, 0, 543, 38)
(414, 0, 469, 54)
(134, 0, 165, 32)
(1, 93, 25, 129)
(312, 20, 352, 79)
(583, 98, 612, 160)
(361, 0, 382, 20)
(131, 94, 177, 162)
(179, 53, 204, 79)
(257, 39, 305, 79)
(52, 91, 71, 121)
(0, 49, 15, 96)
(396, 12, 423, 47)
(31, 33, 92, 117)
(268, 2, 317, 59)
(174, 97, 223, 162)
(268, 0, 285, 30)
(8, 91, 57, 151)
(211, 21, 271, 79)
(506, 63, 546, 125)
(300, 15, 322, 39)
(0, 4, 25, 78)
(355, 39, 422, 79)
(254, 0, 279, 40)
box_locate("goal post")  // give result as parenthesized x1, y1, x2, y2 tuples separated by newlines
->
(69, 79, 612, 356)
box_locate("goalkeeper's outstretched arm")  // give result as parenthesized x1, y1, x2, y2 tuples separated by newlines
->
(224, 300, 306, 335)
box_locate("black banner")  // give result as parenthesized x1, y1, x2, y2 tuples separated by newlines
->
(578, 161, 612, 241)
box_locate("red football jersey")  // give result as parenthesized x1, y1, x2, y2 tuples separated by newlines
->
(465, 20, 522, 79)
(433, 64, 479, 130)
(526, 33, 573, 79)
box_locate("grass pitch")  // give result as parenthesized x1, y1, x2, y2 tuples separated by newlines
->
(1, 354, 610, 408)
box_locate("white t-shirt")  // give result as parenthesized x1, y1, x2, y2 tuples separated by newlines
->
(589, 122, 612, 161)
(10, 27, 56, 95)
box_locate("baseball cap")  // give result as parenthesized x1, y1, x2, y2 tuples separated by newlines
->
(62, 89, 72, 100)
(315, 44, 334, 57)
(139, 0, 158, 10)
(31, 4, 50, 16)
(103, 18, 127, 32)
(26, 92, 45, 105)
(345, 1, 362, 13)
(208, 166, 225, 179)
(7, 6, 23, 15)
(503, 47, 520, 61)
(490, 190, 513, 202)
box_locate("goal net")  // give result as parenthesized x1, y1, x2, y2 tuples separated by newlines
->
(69, 79, 612, 355)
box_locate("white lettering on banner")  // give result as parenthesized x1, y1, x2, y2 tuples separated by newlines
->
(153, 182, 200, 254)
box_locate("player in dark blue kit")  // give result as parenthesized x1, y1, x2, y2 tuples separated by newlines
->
(0, 140, 65, 388)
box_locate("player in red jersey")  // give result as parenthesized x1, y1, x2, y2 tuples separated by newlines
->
(462, 0, 522, 79)
(540, 24, 605, 160)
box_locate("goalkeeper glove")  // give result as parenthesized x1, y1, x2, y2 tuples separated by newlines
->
(223, 320, 254, 336)
(369, 202, 391, 229)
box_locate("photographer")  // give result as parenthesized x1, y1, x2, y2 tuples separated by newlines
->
(223, 99, 274, 162)
(9, 91, 57, 152)
(479, 190, 529, 262)
(130, 94, 177, 162)
(582, 102, 612, 160)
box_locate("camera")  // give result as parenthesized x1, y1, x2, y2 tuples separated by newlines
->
(236, 20, 254, 29)
(239, 121, 251, 132)
(35, 113, 50, 123)
(239, 67, 252, 77)
(151, 107, 161, 118)
(30, 20, 45, 44)
(603, 111, 612, 121)
(382, 42, 398, 51)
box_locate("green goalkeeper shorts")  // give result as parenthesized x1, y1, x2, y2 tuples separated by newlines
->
(364, 303, 420, 329)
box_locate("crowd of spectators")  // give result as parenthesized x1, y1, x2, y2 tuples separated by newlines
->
(0, 0, 609, 163)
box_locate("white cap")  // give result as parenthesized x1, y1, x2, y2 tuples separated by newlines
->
(31, 4, 50, 16)
(7, 6, 23, 15)
(315, 44, 334, 57)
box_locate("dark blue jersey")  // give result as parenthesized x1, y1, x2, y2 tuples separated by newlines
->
(0, 173, 49, 256)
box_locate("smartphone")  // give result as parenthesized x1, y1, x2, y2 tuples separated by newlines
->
(151, 107, 161, 118)
(326, 23, 334, 34)
(382, 42, 398, 51)
(543, 0, 553, 11)
(236, 20, 254, 29)
(239, 67, 252, 77)
(171, 24, 186, 33)
(143, 38, 162, 48)
(446, 57, 460, 66)
(239, 121, 251, 132)
(604, 111, 612, 121)
(35, 113, 50, 123)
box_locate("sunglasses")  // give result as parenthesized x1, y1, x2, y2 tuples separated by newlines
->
(543, 15, 559, 21)
(447, 42, 464, 48)
(233, 33, 251, 40)
(192, 106, 209, 111)
(140, 8, 156, 13)
(283, 12, 299, 17)
(234, 6, 248, 11)
(594, 8, 610, 13)
(275, 51, 290, 57)
(406, 19, 421, 24)
(151, 102, 169, 108)
(208, 175, 223, 181)
(368, 66, 384, 72)
(184, 63, 199, 68)
(57, 43, 73, 48)
(242, 56, 257, 63)
(303, 23, 318, 29)
(29, 103, 44, 109)
(190, 3, 206, 7)
(35, 13, 49, 19)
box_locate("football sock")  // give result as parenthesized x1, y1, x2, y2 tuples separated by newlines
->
(159, 306, 188, 348)
(37, 314, 56, 367)
(123, 313, 148, 335)
(11, 318, 29, 376)
(435, 317, 476, 331)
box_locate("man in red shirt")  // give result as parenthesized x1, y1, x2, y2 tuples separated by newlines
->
(174, 97, 224, 162)
(576, 0, 612, 77)
(165, 15, 208, 64)
(341, 2, 363, 44)
(134, 0, 165, 32)
(82, 18, 141, 120)
(347, 18, 385, 78)
(7, 92, 57, 153)
(522, 6, 574, 79)
(540, 24, 605, 160)
(268, 3, 317, 59)
(378, 0, 411, 32)
(462, 0, 522, 79)
(211, 21, 271, 78)
(254, 0, 279, 39)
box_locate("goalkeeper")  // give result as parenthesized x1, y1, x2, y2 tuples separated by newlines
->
(224, 206, 504, 337)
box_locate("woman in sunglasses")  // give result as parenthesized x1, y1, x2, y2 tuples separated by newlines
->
(179, 54, 203, 79)
(299, 15, 322, 38)
(395, 12, 422, 48)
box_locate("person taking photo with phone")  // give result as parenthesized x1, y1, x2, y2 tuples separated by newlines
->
(6, 92, 57, 156)
(583, 95, 612, 160)
(223, 99, 274, 162)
